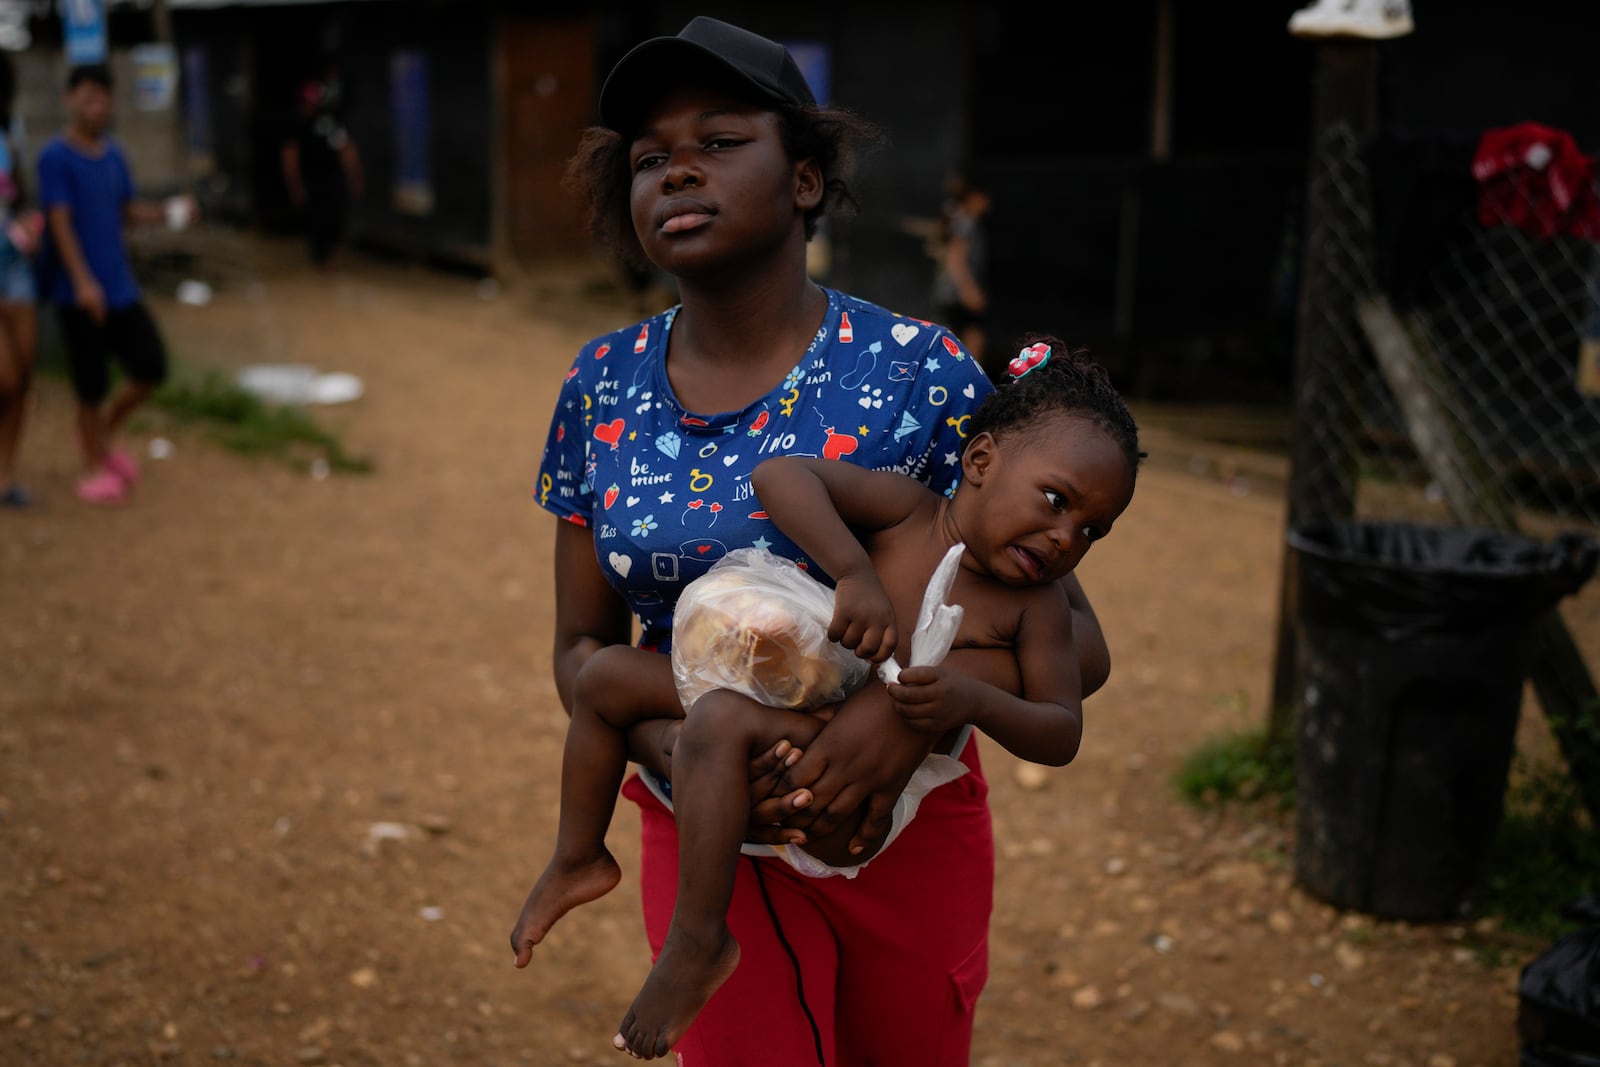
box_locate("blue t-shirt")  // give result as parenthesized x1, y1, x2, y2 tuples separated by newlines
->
(537, 287, 995, 652)
(35, 135, 139, 309)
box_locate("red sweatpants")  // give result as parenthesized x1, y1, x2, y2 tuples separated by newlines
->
(624, 739, 995, 1067)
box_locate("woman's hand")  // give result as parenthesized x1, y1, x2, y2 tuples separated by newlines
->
(625, 715, 818, 846)
(743, 739, 813, 846)
(774, 687, 934, 855)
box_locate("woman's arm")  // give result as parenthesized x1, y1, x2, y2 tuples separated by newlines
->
(552, 519, 634, 711)
(553, 520, 681, 780)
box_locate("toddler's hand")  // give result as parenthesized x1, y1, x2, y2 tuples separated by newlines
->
(886, 665, 974, 736)
(828, 572, 897, 663)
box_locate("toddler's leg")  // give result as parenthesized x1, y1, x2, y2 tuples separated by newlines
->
(616, 690, 821, 1059)
(511, 662, 665, 965)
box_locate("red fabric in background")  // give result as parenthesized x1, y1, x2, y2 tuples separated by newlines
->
(1472, 122, 1600, 241)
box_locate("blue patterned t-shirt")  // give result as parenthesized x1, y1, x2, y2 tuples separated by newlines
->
(536, 287, 994, 651)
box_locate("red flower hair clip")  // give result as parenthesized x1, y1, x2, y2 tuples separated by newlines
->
(1007, 342, 1051, 380)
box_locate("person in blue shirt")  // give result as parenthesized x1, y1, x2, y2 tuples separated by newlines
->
(507, 17, 1115, 1065)
(36, 64, 193, 506)
(0, 49, 41, 508)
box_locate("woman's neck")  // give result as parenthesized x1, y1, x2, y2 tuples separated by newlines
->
(664, 253, 828, 413)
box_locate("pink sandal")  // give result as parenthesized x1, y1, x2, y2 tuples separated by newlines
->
(75, 467, 129, 506)
(104, 447, 141, 486)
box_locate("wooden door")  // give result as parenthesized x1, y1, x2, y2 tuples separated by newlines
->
(500, 15, 594, 260)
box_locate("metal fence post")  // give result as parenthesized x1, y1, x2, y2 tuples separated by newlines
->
(1268, 43, 1381, 741)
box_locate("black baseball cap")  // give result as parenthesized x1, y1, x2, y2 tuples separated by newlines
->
(598, 16, 817, 133)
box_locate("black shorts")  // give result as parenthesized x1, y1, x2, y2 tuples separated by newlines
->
(57, 301, 169, 406)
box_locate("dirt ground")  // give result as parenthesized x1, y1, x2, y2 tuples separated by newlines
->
(4, 230, 1596, 1067)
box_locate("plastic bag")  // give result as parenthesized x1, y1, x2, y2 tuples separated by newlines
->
(878, 542, 966, 684)
(1289, 521, 1599, 642)
(671, 548, 871, 714)
(1519, 895, 1600, 1066)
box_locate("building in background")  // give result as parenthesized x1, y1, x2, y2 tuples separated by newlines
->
(7, 0, 1595, 404)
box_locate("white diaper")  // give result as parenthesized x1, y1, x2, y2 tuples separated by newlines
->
(754, 741, 972, 879)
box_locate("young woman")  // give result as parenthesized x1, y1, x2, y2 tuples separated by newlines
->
(514, 18, 1114, 1065)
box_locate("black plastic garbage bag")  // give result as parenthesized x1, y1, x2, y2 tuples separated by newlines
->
(1290, 523, 1599, 640)
(1519, 896, 1600, 1066)
(1287, 521, 1599, 920)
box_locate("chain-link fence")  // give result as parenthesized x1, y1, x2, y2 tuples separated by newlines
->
(1275, 119, 1600, 819)
(1289, 122, 1600, 532)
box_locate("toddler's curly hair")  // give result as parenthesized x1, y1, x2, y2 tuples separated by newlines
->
(967, 333, 1144, 474)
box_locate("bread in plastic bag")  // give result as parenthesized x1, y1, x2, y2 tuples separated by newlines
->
(672, 548, 871, 713)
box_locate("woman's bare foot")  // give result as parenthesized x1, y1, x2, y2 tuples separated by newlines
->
(612, 924, 740, 1059)
(509, 850, 621, 967)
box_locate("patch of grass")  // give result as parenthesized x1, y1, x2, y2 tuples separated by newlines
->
(1173, 726, 1296, 811)
(148, 367, 373, 475)
(1480, 758, 1600, 941)
(1343, 925, 1377, 945)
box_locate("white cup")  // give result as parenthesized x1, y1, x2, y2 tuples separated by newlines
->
(165, 196, 194, 231)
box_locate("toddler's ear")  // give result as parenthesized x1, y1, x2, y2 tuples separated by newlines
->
(960, 432, 998, 484)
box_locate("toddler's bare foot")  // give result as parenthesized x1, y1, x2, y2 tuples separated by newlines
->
(612, 925, 740, 1059)
(509, 850, 621, 967)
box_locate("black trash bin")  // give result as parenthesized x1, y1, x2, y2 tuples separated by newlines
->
(1518, 895, 1600, 1067)
(1287, 520, 1598, 921)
